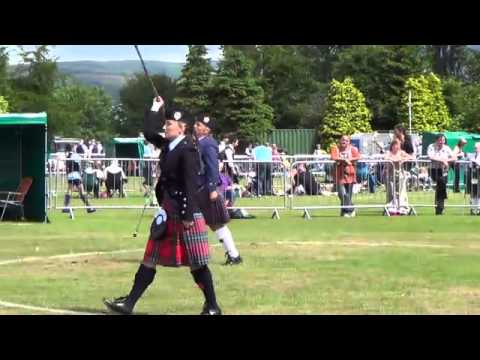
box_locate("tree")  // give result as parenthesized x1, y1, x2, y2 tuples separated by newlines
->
(298, 45, 352, 83)
(0, 96, 8, 113)
(210, 47, 274, 142)
(333, 45, 429, 129)
(429, 45, 469, 79)
(442, 78, 480, 132)
(174, 45, 213, 114)
(0, 46, 9, 96)
(48, 80, 114, 142)
(119, 73, 177, 136)
(400, 73, 452, 132)
(258, 45, 321, 128)
(320, 78, 372, 149)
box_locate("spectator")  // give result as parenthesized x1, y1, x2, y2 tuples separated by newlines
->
(330, 135, 361, 217)
(292, 163, 321, 196)
(384, 138, 414, 209)
(89, 139, 97, 155)
(394, 125, 415, 156)
(313, 144, 326, 156)
(253, 143, 273, 196)
(452, 138, 467, 193)
(427, 134, 456, 215)
(219, 137, 228, 153)
(96, 141, 104, 155)
(272, 144, 280, 161)
(76, 139, 88, 156)
(245, 144, 253, 157)
(467, 143, 480, 215)
(224, 139, 239, 183)
(104, 160, 128, 197)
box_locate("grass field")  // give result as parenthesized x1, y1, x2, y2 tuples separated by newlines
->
(1, 196, 480, 315)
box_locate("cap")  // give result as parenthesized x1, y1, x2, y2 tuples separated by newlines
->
(165, 107, 194, 126)
(195, 113, 215, 131)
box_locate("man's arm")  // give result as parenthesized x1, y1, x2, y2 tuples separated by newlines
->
(202, 142, 220, 194)
(144, 98, 168, 149)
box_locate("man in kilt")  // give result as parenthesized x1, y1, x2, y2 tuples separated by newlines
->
(103, 97, 221, 315)
(194, 114, 243, 265)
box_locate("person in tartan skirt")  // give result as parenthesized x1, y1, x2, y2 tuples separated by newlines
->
(103, 96, 221, 315)
(193, 113, 242, 265)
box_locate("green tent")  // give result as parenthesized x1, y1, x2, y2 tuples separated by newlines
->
(422, 131, 480, 155)
(105, 138, 145, 159)
(0, 113, 47, 222)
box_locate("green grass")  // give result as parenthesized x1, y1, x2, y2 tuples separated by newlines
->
(1, 199, 480, 315)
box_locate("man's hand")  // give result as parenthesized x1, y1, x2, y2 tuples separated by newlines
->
(209, 191, 219, 202)
(182, 220, 194, 229)
(151, 96, 164, 112)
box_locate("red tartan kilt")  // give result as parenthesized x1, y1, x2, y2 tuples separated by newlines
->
(143, 211, 210, 268)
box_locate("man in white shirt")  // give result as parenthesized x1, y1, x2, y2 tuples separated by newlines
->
(427, 134, 456, 215)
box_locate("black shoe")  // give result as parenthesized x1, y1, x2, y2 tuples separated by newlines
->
(103, 296, 133, 315)
(224, 253, 243, 266)
(62, 208, 71, 214)
(87, 207, 96, 213)
(200, 302, 222, 315)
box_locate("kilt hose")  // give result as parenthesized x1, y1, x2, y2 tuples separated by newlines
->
(196, 187, 230, 227)
(143, 201, 210, 268)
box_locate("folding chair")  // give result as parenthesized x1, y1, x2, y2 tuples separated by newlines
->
(0, 177, 33, 221)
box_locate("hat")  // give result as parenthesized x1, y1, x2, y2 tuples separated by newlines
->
(165, 107, 193, 126)
(150, 208, 167, 241)
(195, 113, 215, 130)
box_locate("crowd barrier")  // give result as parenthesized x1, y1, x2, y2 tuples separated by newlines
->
(46, 156, 480, 218)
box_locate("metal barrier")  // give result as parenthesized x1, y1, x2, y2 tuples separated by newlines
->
(49, 158, 160, 211)
(46, 156, 480, 217)
(401, 159, 472, 215)
(219, 160, 288, 218)
(289, 160, 396, 218)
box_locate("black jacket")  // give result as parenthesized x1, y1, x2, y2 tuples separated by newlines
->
(144, 109, 201, 222)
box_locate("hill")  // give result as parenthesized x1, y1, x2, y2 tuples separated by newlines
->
(56, 60, 184, 101)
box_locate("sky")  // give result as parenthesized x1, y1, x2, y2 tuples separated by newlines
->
(4, 45, 222, 64)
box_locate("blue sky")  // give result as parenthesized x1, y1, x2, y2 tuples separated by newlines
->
(4, 45, 222, 64)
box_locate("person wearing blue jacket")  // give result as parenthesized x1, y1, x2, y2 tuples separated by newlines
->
(194, 114, 243, 265)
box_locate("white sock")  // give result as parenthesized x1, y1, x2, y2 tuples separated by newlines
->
(215, 226, 239, 258)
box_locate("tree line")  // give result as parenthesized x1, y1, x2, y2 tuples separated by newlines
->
(2, 45, 480, 149)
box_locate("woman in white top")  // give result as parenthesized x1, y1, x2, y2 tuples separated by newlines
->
(427, 134, 456, 215)
(384, 139, 413, 211)
(467, 143, 480, 215)
(452, 138, 467, 193)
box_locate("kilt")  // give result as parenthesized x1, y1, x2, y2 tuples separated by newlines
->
(143, 201, 210, 268)
(196, 188, 230, 227)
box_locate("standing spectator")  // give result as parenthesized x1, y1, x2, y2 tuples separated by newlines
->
(89, 139, 97, 155)
(313, 144, 326, 156)
(245, 143, 253, 158)
(394, 125, 415, 156)
(75, 139, 87, 156)
(63, 144, 96, 214)
(96, 141, 104, 155)
(330, 135, 361, 217)
(253, 143, 273, 196)
(452, 138, 467, 193)
(467, 143, 480, 215)
(271, 144, 280, 161)
(427, 134, 456, 215)
(224, 139, 239, 184)
(219, 137, 228, 153)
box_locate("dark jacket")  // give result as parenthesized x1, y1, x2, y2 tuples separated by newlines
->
(144, 109, 201, 222)
(197, 136, 220, 193)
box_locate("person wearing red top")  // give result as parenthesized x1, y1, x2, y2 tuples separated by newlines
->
(330, 135, 361, 217)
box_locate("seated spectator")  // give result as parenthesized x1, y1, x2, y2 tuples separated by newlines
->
(291, 163, 322, 196)
(104, 160, 127, 198)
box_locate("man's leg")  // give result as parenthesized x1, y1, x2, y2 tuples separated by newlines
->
(104, 262, 156, 314)
(337, 183, 346, 216)
(63, 185, 72, 213)
(346, 183, 355, 215)
(191, 265, 221, 315)
(211, 223, 241, 264)
(78, 185, 96, 213)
